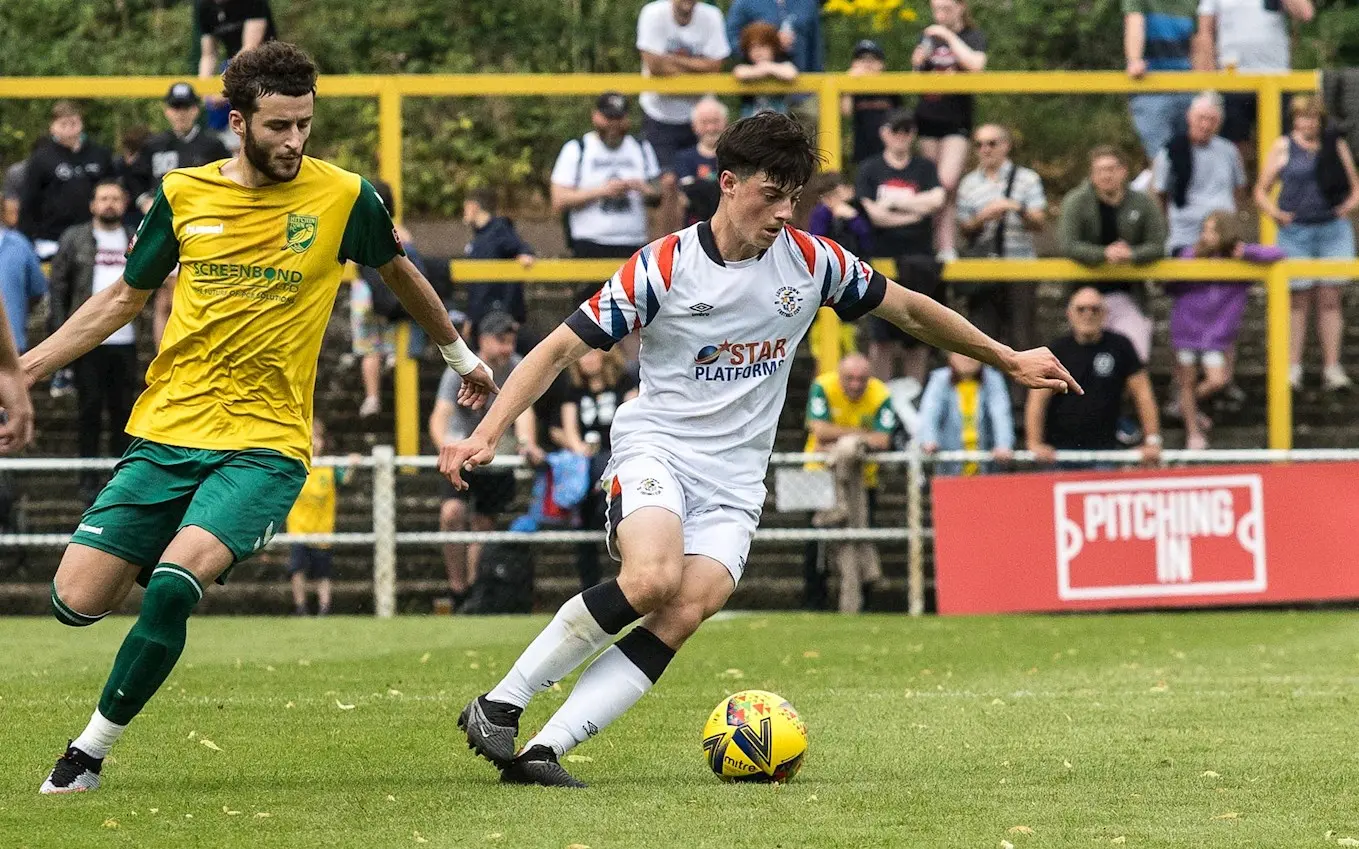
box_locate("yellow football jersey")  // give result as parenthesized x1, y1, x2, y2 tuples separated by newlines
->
(123, 157, 401, 464)
(803, 371, 897, 488)
(287, 465, 340, 542)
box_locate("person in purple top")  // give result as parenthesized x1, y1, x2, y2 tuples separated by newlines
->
(806, 172, 872, 257)
(1168, 210, 1283, 449)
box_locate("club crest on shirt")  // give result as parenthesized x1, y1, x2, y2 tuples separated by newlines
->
(1094, 352, 1116, 377)
(775, 285, 803, 317)
(286, 213, 318, 253)
(638, 478, 663, 496)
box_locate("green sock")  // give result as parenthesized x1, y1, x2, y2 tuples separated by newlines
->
(97, 564, 203, 726)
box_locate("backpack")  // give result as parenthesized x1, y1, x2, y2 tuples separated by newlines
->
(459, 533, 535, 614)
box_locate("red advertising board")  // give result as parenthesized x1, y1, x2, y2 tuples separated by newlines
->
(931, 462, 1359, 614)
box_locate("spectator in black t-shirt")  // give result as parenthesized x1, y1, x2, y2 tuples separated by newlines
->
(840, 40, 901, 166)
(196, 0, 277, 144)
(18, 101, 115, 260)
(460, 188, 535, 347)
(1026, 286, 1161, 466)
(130, 84, 231, 214)
(912, 0, 987, 261)
(553, 347, 638, 590)
(855, 109, 946, 386)
(671, 96, 727, 227)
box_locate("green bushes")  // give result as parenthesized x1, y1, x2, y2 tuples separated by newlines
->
(1, 0, 1353, 214)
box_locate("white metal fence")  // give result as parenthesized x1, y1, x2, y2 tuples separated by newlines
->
(2, 447, 1356, 616)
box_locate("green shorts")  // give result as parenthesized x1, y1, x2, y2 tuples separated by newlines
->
(70, 437, 308, 586)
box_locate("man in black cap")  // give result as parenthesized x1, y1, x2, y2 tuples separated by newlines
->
(129, 83, 231, 350)
(549, 93, 662, 260)
(841, 39, 902, 166)
(127, 84, 231, 216)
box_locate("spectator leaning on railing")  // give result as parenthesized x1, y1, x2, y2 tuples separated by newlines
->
(917, 351, 1014, 476)
(956, 123, 1046, 352)
(637, 0, 730, 232)
(725, 0, 824, 82)
(855, 109, 946, 386)
(911, 0, 988, 262)
(671, 97, 727, 227)
(1254, 94, 1359, 393)
(1168, 210, 1283, 450)
(551, 93, 662, 261)
(1152, 92, 1246, 255)
(460, 188, 535, 349)
(1122, 0, 1197, 165)
(1192, 0, 1314, 149)
(841, 40, 900, 167)
(733, 22, 798, 118)
(1027, 287, 1161, 467)
(1058, 144, 1167, 365)
(803, 352, 896, 614)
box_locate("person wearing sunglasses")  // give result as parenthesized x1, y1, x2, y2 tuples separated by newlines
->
(1026, 286, 1161, 468)
(956, 124, 1047, 351)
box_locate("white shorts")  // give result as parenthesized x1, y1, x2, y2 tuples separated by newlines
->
(603, 454, 760, 585)
(1175, 349, 1226, 368)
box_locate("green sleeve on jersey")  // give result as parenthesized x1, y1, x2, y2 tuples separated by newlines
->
(123, 187, 179, 290)
(339, 178, 403, 268)
(806, 382, 831, 423)
(871, 396, 897, 433)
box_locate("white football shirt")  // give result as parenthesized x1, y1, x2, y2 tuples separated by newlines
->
(550, 133, 661, 247)
(564, 221, 887, 508)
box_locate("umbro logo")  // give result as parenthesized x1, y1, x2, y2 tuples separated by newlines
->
(688, 303, 714, 317)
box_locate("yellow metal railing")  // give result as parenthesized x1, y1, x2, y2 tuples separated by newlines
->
(0, 70, 1327, 451)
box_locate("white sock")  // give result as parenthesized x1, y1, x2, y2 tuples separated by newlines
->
(525, 645, 654, 757)
(72, 709, 127, 759)
(486, 593, 611, 709)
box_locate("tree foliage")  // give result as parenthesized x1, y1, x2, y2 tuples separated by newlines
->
(0, 0, 1353, 214)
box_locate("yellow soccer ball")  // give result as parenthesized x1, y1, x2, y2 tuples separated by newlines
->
(701, 689, 807, 782)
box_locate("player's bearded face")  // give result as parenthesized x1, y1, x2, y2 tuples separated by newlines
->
(241, 95, 313, 183)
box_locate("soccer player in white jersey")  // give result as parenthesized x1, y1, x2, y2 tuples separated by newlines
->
(443, 112, 1080, 787)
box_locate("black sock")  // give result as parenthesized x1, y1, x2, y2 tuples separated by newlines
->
(581, 579, 641, 635)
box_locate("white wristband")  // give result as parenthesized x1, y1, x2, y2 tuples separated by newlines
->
(438, 338, 483, 376)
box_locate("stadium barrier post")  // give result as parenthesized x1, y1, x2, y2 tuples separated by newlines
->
(1266, 262, 1292, 450)
(394, 321, 420, 467)
(907, 449, 925, 616)
(1256, 77, 1283, 249)
(372, 444, 397, 618)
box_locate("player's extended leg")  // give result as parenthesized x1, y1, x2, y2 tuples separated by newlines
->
(461, 504, 685, 769)
(501, 555, 734, 788)
(41, 527, 230, 795)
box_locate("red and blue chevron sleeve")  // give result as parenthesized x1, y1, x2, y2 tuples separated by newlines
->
(564, 234, 680, 350)
(810, 234, 886, 321)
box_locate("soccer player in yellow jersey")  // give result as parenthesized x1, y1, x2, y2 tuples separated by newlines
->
(19, 42, 497, 794)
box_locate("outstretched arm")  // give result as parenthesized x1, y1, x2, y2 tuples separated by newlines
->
(871, 280, 1081, 394)
(377, 254, 499, 409)
(21, 279, 150, 386)
(439, 323, 592, 487)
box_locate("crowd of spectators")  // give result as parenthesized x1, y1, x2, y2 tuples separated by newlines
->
(0, 0, 1356, 612)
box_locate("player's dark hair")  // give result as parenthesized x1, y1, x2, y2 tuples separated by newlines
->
(94, 177, 126, 194)
(467, 188, 498, 215)
(715, 112, 820, 194)
(372, 178, 395, 212)
(222, 41, 318, 117)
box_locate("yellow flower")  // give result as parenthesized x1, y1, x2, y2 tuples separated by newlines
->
(900, 7, 918, 21)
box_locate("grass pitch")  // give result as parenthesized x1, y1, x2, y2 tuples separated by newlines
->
(4, 611, 1359, 848)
